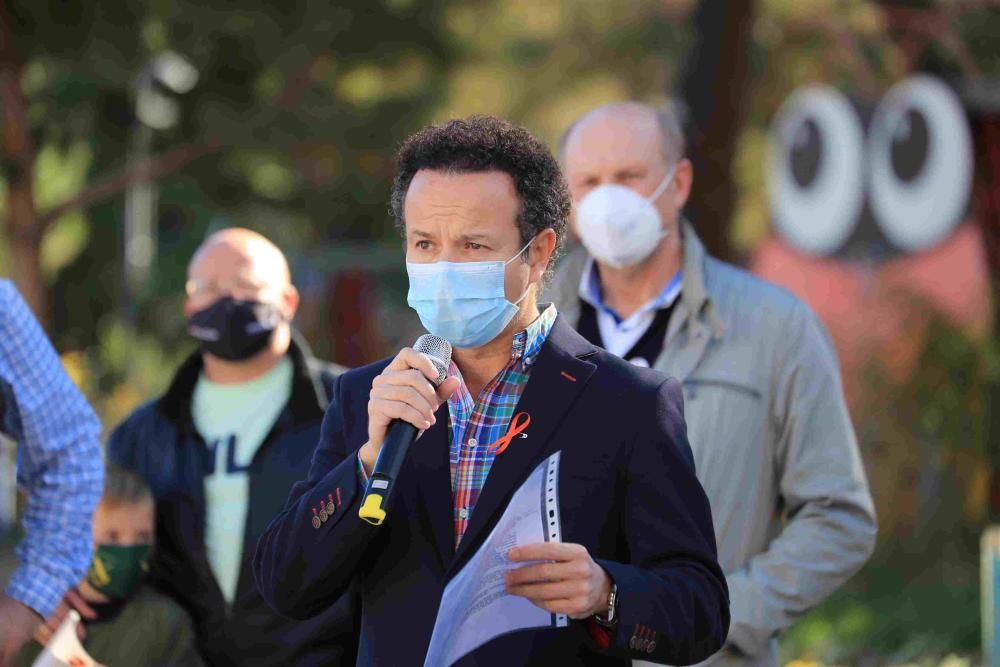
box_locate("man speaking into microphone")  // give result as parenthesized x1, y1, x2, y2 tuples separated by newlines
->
(254, 116, 729, 666)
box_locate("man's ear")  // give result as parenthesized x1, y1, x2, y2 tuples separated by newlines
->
(671, 158, 694, 210)
(281, 285, 300, 321)
(530, 228, 558, 283)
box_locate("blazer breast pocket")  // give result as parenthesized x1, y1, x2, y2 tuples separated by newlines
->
(557, 454, 619, 546)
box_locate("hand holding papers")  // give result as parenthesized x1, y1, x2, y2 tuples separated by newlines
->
(424, 451, 566, 667)
(31, 611, 103, 667)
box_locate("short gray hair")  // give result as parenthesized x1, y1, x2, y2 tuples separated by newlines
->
(559, 101, 687, 166)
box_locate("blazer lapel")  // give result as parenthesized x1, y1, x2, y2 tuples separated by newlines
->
(409, 402, 454, 570)
(448, 317, 597, 575)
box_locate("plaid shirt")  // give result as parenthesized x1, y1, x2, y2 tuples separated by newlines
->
(447, 305, 556, 547)
(0, 281, 104, 617)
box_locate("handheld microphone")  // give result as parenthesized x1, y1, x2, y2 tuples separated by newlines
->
(359, 334, 452, 526)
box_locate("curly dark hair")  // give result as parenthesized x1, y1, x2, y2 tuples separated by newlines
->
(390, 116, 570, 274)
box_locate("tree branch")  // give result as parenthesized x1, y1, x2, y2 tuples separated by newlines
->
(37, 139, 224, 229)
(0, 1, 50, 323)
(0, 2, 33, 169)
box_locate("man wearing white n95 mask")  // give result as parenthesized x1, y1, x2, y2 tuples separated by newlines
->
(549, 102, 877, 667)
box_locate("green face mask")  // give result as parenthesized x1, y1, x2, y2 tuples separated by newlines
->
(87, 544, 152, 600)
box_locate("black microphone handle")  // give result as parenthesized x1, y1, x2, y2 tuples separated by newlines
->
(358, 419, 420, 525)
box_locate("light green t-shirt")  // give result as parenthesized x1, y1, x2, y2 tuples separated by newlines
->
(192, 357, 293, 605)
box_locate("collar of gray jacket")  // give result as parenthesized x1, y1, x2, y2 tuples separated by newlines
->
(678, 220, 726, 339)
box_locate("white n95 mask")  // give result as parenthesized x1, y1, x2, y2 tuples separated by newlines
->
(574, 163, 677, 269)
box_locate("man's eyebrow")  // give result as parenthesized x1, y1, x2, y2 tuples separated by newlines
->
(406, 230, 494, 243)
(458, 233, 492, 243)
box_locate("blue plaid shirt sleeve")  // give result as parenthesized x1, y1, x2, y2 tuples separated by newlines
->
(0, 282, 104, 618)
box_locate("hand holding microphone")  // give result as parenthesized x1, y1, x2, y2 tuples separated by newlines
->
(358, 335, 460, 525)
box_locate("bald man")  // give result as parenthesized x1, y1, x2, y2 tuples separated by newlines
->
(106, 229, 356, 666)
(549, 103, 877, 666)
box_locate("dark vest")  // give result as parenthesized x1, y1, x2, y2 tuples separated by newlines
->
(577, 300, 676, 367)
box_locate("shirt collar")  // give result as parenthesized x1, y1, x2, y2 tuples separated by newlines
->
(517, 303, 557, 367)
(446, 302, 559, 389)
(578, 258, 683, 325)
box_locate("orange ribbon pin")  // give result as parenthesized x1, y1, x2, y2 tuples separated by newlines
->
(486, 412, 531, 455)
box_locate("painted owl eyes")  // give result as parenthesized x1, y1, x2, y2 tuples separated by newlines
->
(768, 75, 973, 257)
(868, 76, 973, 253)
(769, 85, 866, 256)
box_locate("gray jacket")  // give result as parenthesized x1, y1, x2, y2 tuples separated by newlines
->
(548, 225, 877, 666)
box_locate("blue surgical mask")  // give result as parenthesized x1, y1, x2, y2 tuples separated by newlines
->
(406, 239, 534, 348)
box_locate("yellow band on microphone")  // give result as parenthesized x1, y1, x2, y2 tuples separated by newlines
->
(359, 493, 387, 525)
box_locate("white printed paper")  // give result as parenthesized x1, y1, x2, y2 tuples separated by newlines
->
(32, 610, 103, 667)
(424, 451, 566, 667)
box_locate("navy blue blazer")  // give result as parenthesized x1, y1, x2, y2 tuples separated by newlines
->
(254, 317, 729, 666)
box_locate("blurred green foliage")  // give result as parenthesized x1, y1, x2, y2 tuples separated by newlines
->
(781, 318, 1000, 664)
(5, 0, 692, 363)
(63, 319, 191, 434)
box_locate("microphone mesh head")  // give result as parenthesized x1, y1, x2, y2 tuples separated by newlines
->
(414, 334, 453, 387)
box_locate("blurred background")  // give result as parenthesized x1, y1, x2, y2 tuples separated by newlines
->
(1, 0, 999, 664)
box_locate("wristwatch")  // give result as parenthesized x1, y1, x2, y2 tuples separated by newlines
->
(592, 583, 618, 627)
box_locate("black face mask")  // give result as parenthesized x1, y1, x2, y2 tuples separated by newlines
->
(188, 297, 283, 361)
